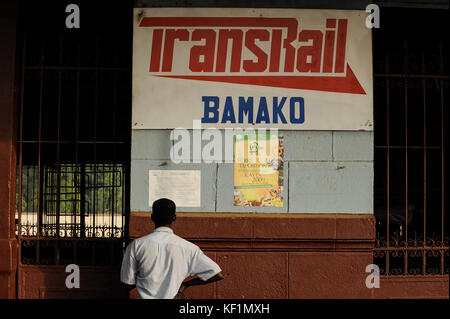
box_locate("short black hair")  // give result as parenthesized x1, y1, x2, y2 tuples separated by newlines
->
(151, 198, 176, 225)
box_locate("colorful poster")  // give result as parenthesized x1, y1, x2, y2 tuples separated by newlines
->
(234, 132, 284, 207)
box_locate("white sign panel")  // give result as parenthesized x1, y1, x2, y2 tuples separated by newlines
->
(149, 170, 201, 207)
(133, 8, 373, 130)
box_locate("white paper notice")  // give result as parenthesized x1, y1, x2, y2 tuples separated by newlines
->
(148, 170, 201, 207)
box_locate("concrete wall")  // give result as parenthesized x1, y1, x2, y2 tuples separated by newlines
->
(131, 130, 373, 214)
(130, 213, 377, 299)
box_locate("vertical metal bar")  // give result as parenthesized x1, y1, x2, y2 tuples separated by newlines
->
(421, 50, 427, 275)
(103, 166, 106, 234)
(35, 38, 45, 265)
(123, 165, 128, 240)
(17, 34, 26, 264)
(111, 166, 116, 238)
(74, 42, 81, 240)
(385, 48, 391, 275)
(80, 164, 86, 237)
(37, 39, 44, 240)
(55, 37, 63, 239)
(24, 168, 28, 230)
(76, 40, 84, 241)
(403, 40, 409, 275)
(92, 36, 99, 237)
(439, 40, 445, 275)
(111, 42, 119, 238)
(39, 165, 44, 237)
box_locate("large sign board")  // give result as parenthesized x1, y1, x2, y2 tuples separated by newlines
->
(133, 8, 373, 130)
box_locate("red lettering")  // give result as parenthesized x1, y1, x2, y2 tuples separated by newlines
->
(243, 29, 269, 72)
(162, 29, 189, 72)
(283, 28, 297, 72)
(216, 30, 243, 72)
(149, 29, 163, 72)
(334, 19, 347, 73)
(323, 19, 336, 73)
(296, 30, 323, 72)
(189, 29, 216, 72)
(142, 17, 349, 75)
(269, 30, 282, 72)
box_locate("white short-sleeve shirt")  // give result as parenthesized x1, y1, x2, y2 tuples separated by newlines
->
(120, 227, 222, 299)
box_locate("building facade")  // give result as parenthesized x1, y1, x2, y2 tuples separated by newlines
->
(0, 0, 448, 299)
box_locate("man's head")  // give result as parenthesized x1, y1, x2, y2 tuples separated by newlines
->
(151, 198, 176, 227)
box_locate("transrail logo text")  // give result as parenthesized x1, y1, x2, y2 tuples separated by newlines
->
(139, 17, 366, 94)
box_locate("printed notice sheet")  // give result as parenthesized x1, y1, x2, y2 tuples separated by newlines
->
(149, 170, 201, 207)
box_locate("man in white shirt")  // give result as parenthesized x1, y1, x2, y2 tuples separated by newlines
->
(120, 198, 224, 299)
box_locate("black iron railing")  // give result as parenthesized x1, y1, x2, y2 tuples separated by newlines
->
(16, 0, 132, 266)
(372, 9, 448, 276)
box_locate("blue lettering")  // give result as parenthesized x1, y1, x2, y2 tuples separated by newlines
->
(272, 97, 288, 124)
(202, 96, 304, 125)
(201, 96, 219, 123)
(238, 96, 253, 124)
(221, 96, 236, 123)
(290, 97, 305, 124)
(256, 97, 270, 123)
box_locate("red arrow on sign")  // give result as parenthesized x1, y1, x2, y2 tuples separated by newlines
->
(157, 64, 366, 95)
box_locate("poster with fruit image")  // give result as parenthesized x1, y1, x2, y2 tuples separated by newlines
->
(234, 132, 284, 207)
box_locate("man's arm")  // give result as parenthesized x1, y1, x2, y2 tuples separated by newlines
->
(120, 242, 138, 294)
(178, 272, 224, 294)
(176, 247, 224, 298)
